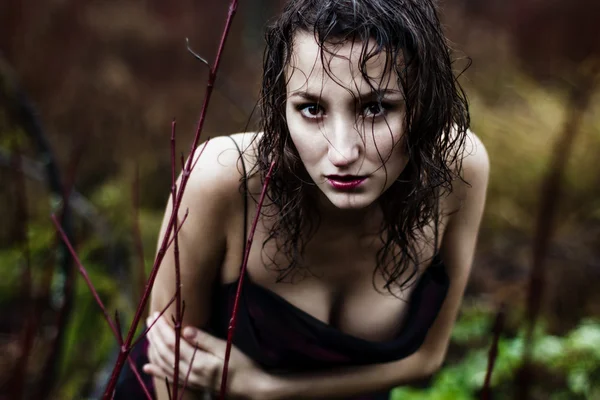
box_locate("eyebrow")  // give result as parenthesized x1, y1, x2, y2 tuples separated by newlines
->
(290, 89, 403, 102)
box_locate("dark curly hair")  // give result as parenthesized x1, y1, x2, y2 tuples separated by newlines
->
(251, 0, 469, 292)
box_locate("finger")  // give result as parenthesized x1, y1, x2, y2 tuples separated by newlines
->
(145, 315, 160, 349)
(144, 358, 209, 391)
(152, 314, 175, 350)
(143, 363, 166, 380)
(143, 362, 188, 389)
(149, 340, 172, 377)
(175, 332, 198, 364)
(148, 315, 183, 370)
(151, 314, 198, 364)
(178, 350, 221, 391)
(149, 331, 177, 375)
(182, 327, 226, 358)
(149, 334, 215, 386)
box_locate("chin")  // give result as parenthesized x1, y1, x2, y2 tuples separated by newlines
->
(323, 192, 377, 211)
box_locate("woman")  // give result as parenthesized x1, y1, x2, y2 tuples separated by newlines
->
(132, 0, 489, 399)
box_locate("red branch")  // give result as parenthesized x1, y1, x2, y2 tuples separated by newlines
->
(116, 311, 154, 400)
(40, 136, 86, 397)
(52, 215, 121, 339)
(166, 209, 189, 250)
(170, 119, 183, 400)
(99, 0, 240, 396)
(219, 160, 276, 400)
(185, 0, 238, 166)
(51, 215, 153, 399)
(131, 292, 180, 349)
(179, 346, 200, 400)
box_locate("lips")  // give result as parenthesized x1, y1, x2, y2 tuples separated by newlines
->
(327, 175, 365, 181)
(326, 175, 367, 190)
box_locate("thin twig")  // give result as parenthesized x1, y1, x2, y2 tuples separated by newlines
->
(170, 119, 183, 400)
(189, 137, 211, 177)
(51, 215, 120, 339)
(219, 160, 275, 400)
(178, 346, 200, 400)
(116, 310, 154, 400)
(52, 216, 153, 399)
(100, 1, 240, 396)
(166, 209, 189, 250)
(130, 291, 180, 350)
(186, 38, 210, 66)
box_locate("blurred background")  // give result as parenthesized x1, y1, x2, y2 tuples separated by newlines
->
(1, 0, 599, 399)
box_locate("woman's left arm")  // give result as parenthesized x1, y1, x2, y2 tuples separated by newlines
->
(146, 134, 490, 400)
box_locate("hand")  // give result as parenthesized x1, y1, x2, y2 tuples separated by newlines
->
(143, 313, 273, 399)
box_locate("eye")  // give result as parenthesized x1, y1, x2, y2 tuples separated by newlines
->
(297, 104, 324, 119)
(362, 102, 389, 118)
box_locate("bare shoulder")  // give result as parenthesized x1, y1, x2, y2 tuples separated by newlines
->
(460, 129, 490, 190)
(441, 129, 489, 220)
(150, 132, 260, 324)
(183, 132, 260, 208)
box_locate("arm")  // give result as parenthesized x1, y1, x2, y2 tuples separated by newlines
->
(149, 136, 242, 400)
(262, 133, 490, 400)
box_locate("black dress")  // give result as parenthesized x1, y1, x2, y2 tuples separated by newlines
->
(115, 257, 448, 400)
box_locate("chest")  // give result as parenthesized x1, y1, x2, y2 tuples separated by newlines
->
(223, 217, 438, 342)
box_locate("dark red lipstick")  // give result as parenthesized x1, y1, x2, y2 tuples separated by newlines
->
(326, 175, 367, 190)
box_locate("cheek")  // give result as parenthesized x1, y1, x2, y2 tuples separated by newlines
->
(288, 128, 316, 168)
(290, 134, 317, 166)
(368, 124, 405, 162)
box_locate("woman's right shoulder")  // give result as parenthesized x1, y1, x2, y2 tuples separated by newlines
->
(181, 132, 261, 216)
(150, 133, 262, 327)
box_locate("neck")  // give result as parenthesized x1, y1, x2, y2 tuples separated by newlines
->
(311, 189, 382, 234)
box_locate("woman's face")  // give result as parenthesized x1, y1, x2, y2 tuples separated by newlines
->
(285, 31, 408, 211)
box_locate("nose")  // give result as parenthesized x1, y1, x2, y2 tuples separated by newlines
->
(327, 117, 362, 168)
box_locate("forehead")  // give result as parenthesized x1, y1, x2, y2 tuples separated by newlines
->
(286, 31, 399, 93)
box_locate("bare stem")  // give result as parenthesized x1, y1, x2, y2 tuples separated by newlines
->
(40, 138, 84, 398)
(178, 346, 200, 400)
(185, 0, 238, 168)
(166, 208, 188, 246)
(126, 356, 154, 400)
(51, 215, 120, 338)
(116, 311, 154, 400)
(219, 161, 275, 400)
(130, 292, 180, 349)
(52, 215, 153, 399)
(101, 0, 240, 395)
(170, 119, 183, 400)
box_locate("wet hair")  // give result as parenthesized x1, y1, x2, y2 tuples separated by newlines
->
(252, 0, 469, 291)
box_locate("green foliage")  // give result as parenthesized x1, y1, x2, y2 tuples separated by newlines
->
(0, 220, 58, 301)
(391, 306, 600, 400)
